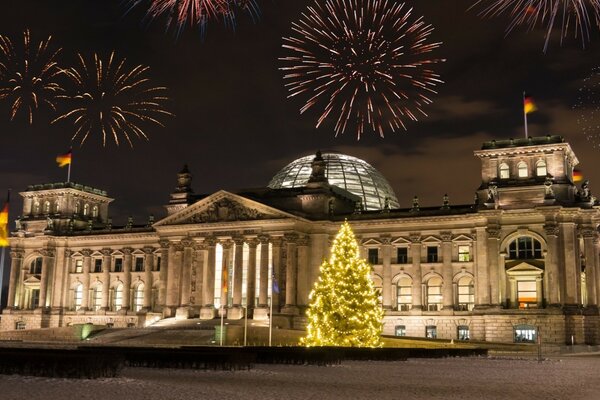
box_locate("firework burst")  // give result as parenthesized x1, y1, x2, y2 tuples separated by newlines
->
(280, 0, 444, 139)
(53, 52, 172, 147)
(0, 30, 66, 124)
(574, 67, 600, 150)
(472, 0, 600, 52)
(127, 0, 260, 37)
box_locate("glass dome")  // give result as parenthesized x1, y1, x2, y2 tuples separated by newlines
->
(268, 153, 400, 211)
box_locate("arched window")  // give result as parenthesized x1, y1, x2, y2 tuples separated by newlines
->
(30, 257, 43, 274)
(43, 201, 51, 214)
(396, 276, 412, 311)
(74, 202, 80, 214)
(73, 284, 83, 311)
(83, 203, 89, 216)
(517, 161, 528, 178)
(113, 284, 123, 311)
(54, 200, 60, 213)
(92, 205, 99, 218)
(457, 276, 474, 311)
(92, 285, 103, 311)
(508, 237, 542, 259)
(499, 163, 510, 179)
(536, 160, 547, 177)
(33, 201, 40, 215)
(133, 283, 145, 312)
(426, 276, 443, 311)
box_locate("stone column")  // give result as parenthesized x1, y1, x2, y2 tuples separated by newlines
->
(283, 234, 299, 315)
(81, 249, 92, 311)
(158, 240, 169, 310)
(193, 243, 205, 312)
(101, 249, 112, 310)
(487, 226, 501, 307)
(544, 223, 561, 306)
(381, 236, 393, 310)
(560, 222, 579, 306)
(60, 250, 72, 310)
(271, 237, 283, 312)
(7, 250, 23, 308)
(255, 235, 270, 319)
(50, 246, 66, 311)
(177, 239, 193, 317)
(122, 248, 133, 312)
(143, 247, 154, 310)
(582, 228, 598, 307)
(247, 239, 258, 311)
(232, 238, 245, 307)
(296, 236, 310, 307)
(221, 241, 233, 313)
(475, 227, 491, 307)
(165, 243, 182, 315)
(441, 232, 454, 311)
(409, 234, 422, 311)
(201, 237, 217, 320)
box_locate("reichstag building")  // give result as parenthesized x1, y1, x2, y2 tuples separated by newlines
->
(2, 135, 599, 345)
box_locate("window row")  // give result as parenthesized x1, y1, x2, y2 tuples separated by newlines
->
(367, 245, 472, 265)
(394, 325, 470, 340)
(32, 199, 100, 218)
(391, 275, 475, 312)
(72, 282, 148, 312)
(499, 159, 547, 179)
(71, 256, 161, 274)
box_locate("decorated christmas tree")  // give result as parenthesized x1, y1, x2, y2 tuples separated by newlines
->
(302, 221, 383, 347)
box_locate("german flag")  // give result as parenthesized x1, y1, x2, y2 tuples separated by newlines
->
(0, 195, 9, 247)
(524, 95, 537, 114)
(222, 266, 228, 294)
(573, 169, 583, 183)
(56, 149, 72, 167)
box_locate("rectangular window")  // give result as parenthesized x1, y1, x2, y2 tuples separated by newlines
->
(395, 325, 406, 337)
(30, 289, 40, 309)
(94, 259, 103, 273)
(514, 325, 537, 343)
(427, 246, 438, 263)
(458, 245, 470, 262)
(15, 321, 26, 330)
(114, 258, 123, 273)
(155, 256, 161, 272)
(368, 248, 379, 265)
(134, 257, 144, 272)
(457, 326, 470, 341)
(458, 283, 475, 311)
(426, 325, 437, 339)
(396, 247, 408, 264)
(75, 259, 83, 273)
(517, 280, 538, 309)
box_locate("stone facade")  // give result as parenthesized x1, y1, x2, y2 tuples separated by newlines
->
(2, 136, 600, 345)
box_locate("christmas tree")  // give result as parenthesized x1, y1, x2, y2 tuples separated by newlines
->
(302, 221, 383, 347)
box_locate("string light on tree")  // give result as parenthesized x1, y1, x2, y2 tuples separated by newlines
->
(302, 221, 383, 348)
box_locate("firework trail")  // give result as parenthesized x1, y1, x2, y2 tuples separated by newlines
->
(127, 0, 260, 37)
(472, 0, 600, 52)
(53, 52, 172, 147)
(0, 30, 66, 124)
(280, 0, 444, 140)
(574, 67, 600, 149)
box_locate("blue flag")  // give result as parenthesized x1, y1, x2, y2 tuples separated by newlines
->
(272, 274, 280, 294)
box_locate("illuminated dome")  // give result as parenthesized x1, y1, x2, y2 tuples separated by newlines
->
(268, 153, 400, 211)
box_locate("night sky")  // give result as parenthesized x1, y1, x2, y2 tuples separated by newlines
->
(1, 0, 600, 226)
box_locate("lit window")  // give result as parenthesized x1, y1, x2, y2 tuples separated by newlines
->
(508, 237, 542, 259)
(514, 325, 537, 343)
(426, 325, 437, 339)
(92, 285, 102, 311)
(33, 201, 40, 214)
(54, 201, 60, 213)
(368, 248, 379, 264)
(74, 284, 83, 311)
(92, 205, 99, 218)
(499, 163, 510, 179)
(457, 276, 474, 311)
(15, 321, 26, 330)
(397, 247, 408, 264)
(427, 246, 438, 263)
(133, 283, 144, 312)
(74, 202, 80, 214)
(397, 276, 412, 311)
(517, 161, 528, 178)
(458, 245, 470, 262)
(113, 284, 123, 311)
(517, 280, 537, 309)
(457, 326, 470, 340)
(30, 289, 40, 309)
(74, 259, 83, 273)
(426, 276, 443, 311)
(30, 257, 43, 274)
(83, 204, 89, 216)
(395, 325, 406, 337)
(536, 160, 547, 176)
(44, 201, 51, 214)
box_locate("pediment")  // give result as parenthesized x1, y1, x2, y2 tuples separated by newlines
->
(154, 191, 299, 226)
(452, 234, 473, 242)
(24, 276, 41, 285)
(392, 237, 411, 245)
(362, 238, 382, 246)
(506, 262, 544, 273)
(422, 236, 441, 243)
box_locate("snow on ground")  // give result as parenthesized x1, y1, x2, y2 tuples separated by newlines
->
(1, 356, 599, 400)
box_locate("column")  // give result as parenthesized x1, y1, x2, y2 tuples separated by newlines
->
(221, 241, 233, 312)
(247, 239, 258, 311)
(582, 228, 598, 307)
(475, 227, 491, 306)
(60, 250, 72, 310)
(179, 239, 194, 309)
(381, 236, 393, 310)
(409, 234, 422, 311)
(296, 236, 310, 307)
(101, 249, 112, 310)
(271, 237, 283, 312)
(487, 226, 501, 307)
(232, 237, 244, 307)
(193, 243, 205, 310)
(38, 249, 55, 309)
(258, 235, 270, 308)
(166, 243, 182, 313)
(143, 247, 154, 310)
(7, 250, 23, 308)
(441, 232, 454, 311)
(122, 248, 133, 312)
(158, 240, 169, 310)
(81, 249, 92, 311)
(283, 234, 298, 314)
(200, 237, 217, 319)
(560, 222, 579, 306)
(544, 223, 561, 306)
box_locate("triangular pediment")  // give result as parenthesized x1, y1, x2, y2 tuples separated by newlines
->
(24, 275, 41, 285)
(362, 238, 382, 246)
(422, 236, 441, 243)
(452, 234, 473, 242)
(154, 190, 302, 226)
(506, 262, 544, 273)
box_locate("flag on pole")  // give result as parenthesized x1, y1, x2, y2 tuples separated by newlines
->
(524, 95, 537, 114)
(56, 149, 72, 167)
(272, 274, 280, 294)
(573, 169, 584, 183)
(0, 194, 9, 247)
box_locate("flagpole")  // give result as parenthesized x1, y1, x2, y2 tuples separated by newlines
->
(67, 148, 72, 183)
(523, 91, 529, 139)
